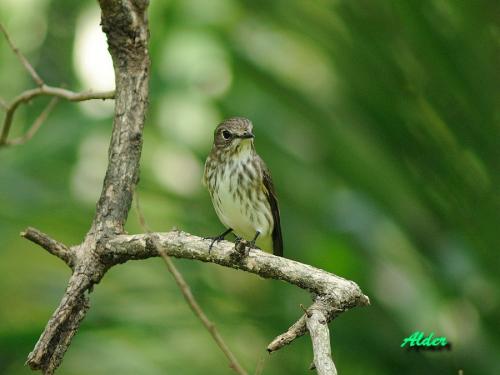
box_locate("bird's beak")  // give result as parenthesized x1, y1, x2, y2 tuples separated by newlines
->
(238, 132, 254, 139)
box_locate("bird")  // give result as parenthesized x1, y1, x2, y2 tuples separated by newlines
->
(203, 117, 283, 256)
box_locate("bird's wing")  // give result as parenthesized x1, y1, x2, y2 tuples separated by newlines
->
(258, 156, 283, 256)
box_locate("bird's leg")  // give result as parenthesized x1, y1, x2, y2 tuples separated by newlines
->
(235, 231, 260, 257)
(204, 228, 232, 252)
(248, 231, 260, 249)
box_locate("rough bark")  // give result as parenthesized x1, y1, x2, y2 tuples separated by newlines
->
(24, 1, 150, 373)
(306, 308, 338, 375)
(23, 227, 369, 373)
(104, 232, 368, 307)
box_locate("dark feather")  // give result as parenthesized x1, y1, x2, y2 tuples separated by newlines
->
(258, 156, 283, 256)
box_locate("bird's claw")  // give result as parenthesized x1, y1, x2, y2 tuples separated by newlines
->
(203, 235, 225, 253)
(204, 228, 233, 253)
(234, 237, 258, 257)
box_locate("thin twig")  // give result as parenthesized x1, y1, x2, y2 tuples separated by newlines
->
(267, 299, 353, 353)
(0, 22, 44, 86)
(0, 23, 115, 146)
(158, 243, 248, 375)
(0, 97, 7, 110)
(267, 315, 308, 352)
(21, 227, 74, 268)
(253, 353, 268, 375)
(134, 194, 248, 375)
(5, 97, 59, 146)
(0, 86, 115, 145)
(134, 192, 151, 232)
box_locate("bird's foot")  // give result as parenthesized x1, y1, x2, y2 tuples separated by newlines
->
(204, 228, 232, 253)
(234, 236, 259, 257)
(204, 235, 225, 253)
(203, 234, 226, 254)
(234, 238, 250, 257)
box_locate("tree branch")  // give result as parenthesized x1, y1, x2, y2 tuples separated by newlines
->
(0, 96, 8, 110)
(21, 227, 74, 268)
(87, 0, 149, 238)
(267, 315, 308, 352)
(23, 227, 368, 373)
(306, 307, 337, 375)
(105, 231, 369, 353)
(157, 241, 248, 375)
(104, 232, 367, 303)
(267, 294, 350, 353)
(22, 1, 150, 373)
(0, 85, 115, 146)
(5, 97, 59, 146)
(26, 273, 91, 373)
(0, 23, 44, 86)
(0, 22, 115, 147)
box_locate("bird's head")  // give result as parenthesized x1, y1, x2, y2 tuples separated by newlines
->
(213, 117, 254, 152)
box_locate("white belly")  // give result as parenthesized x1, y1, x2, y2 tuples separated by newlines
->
(211, 161, 273, 251)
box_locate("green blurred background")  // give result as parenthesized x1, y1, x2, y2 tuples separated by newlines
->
(1, 0, 499, 374)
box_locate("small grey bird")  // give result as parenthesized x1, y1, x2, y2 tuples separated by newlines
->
(203, 117, 283, 256)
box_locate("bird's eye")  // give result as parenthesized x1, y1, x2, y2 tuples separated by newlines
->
(222, 130, 231, 140)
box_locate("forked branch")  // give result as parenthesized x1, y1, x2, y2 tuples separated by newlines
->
(23, 227, 368, 374)
(0, 23, 115, 146)
(19, 0, 149, 373)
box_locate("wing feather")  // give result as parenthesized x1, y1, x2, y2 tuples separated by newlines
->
(258, 156, 283, 256)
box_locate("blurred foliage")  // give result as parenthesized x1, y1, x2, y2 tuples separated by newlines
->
(1, 0, 499, 374)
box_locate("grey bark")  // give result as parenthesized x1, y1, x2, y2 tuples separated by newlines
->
(24, 1, 150, 373)
(104, 232, 368, 306)
(23, 226, 369, 373)
(306, 308, 338, 375)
